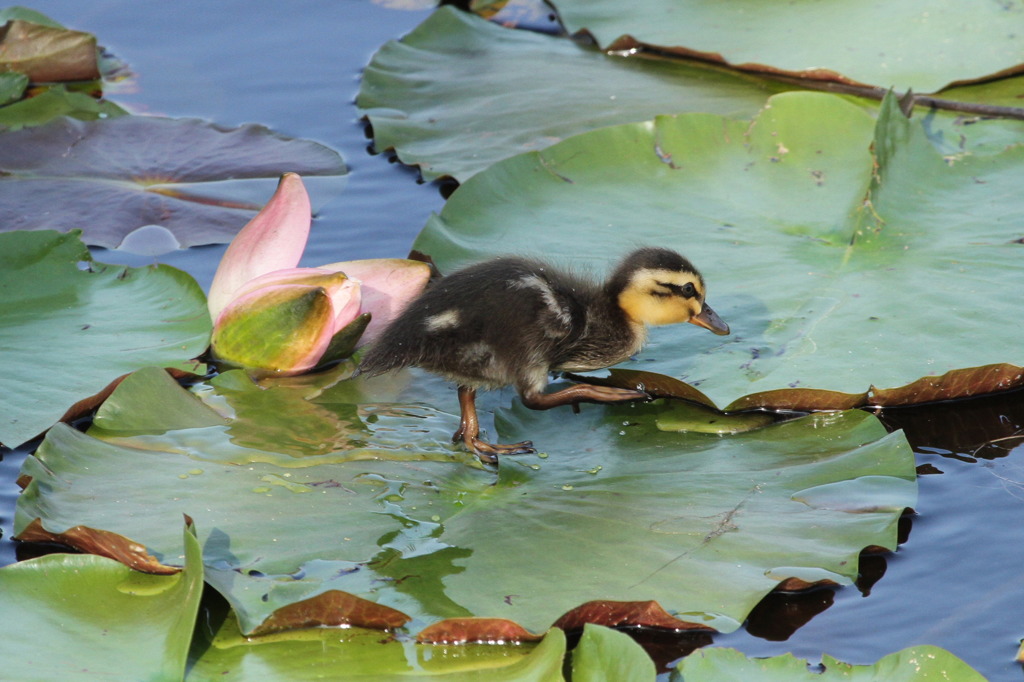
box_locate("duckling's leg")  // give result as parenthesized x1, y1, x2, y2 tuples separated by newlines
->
(520, 384, 649, 411)
(453, 385, 536, 462)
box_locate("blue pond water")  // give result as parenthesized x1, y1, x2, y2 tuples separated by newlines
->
(2, 2, 1023, 680)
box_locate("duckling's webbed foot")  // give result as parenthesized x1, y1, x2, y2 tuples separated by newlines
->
(520, 384, 650, 411)
(455, 385, 535, 463)
(462, 436, 536, 463)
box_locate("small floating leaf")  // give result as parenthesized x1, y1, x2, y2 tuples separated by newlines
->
(572, 624, 655, 682)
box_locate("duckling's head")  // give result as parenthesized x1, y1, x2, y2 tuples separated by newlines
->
(610, 248, 729, 335)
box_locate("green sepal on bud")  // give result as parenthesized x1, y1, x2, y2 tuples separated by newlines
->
(210, 285, 335, 375)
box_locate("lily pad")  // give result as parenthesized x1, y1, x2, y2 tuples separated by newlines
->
(414, 91, 1024, 410)
(15, 363, 915, 635)
(571, 624, 655, 682)
(0, 70, 26, 103)
(0, 115, 346, 251)
(550, 0, 1024, 93)
(186, 614, 567, 681)
(0, 230, 210, 448)
(358, 6, 793, 182)
(0, 8, 65, 30)
(0, 83, 127, 130)
(671, 645, 986, 681)
(0, 523, 203, 682)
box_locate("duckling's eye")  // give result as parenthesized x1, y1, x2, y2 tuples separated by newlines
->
(655, 280, 699, 299)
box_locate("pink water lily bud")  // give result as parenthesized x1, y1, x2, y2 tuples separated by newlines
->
(210, 273, 360, 375)
(319, 258, 431, 346)
(226, 268, 362, 332)
(207, 172, 311, 320)
(206, 172, 430, 375)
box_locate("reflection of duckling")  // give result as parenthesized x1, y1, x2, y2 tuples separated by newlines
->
(360, 248, 729, 462)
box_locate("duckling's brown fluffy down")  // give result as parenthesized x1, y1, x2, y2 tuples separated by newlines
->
(359, 248, 727, 460)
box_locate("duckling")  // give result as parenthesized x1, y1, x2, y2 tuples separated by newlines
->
(359, 247, 729, 462)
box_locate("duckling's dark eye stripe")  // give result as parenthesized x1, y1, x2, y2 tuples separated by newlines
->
(655, 281, 699, 299)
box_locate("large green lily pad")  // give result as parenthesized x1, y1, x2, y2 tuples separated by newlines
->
(671, 645, 986, 681)
(0, 115, 346, 252)
(16, 363, 915, 635)
(359, 8, 1024, 186)
(0, 230, 211, 448)
(414, 91, 1024, 410)
(358, 7, 794, 182)
(550, 0, 1024, 92)
(0, 523, 203, 682)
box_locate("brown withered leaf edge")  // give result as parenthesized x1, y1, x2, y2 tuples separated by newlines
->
(417, 618, 545, 644)
(249, 589, 410, 635)
(598, 33, 1024, 96)
(584, 363, 1024, 414)
(553, 599, 715, 633)
(15, 518, 179, 574)
(0, 20, 100, 83)
(417, 600, 714, 645)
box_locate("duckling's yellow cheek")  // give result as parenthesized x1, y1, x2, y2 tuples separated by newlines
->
(620, 290, 696, 326)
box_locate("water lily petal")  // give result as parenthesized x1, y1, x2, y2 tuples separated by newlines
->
(227, 268, 355, 306)
(227, 267, 362, 337)
(210, 283, 335, 376)
(319, 258, 430, 345)
(207, 173, 312, 319)
(329, 279, 362, 334)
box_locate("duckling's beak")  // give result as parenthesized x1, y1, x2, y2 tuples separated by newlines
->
(689, 303, 730, 336)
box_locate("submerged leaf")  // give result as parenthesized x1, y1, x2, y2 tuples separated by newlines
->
(0, 116, 345, 252)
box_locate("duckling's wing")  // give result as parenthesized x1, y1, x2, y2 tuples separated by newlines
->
(359, 258, 590, 391)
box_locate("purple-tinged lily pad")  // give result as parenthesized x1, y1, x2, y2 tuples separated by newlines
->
(0, 115, 346, 253)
